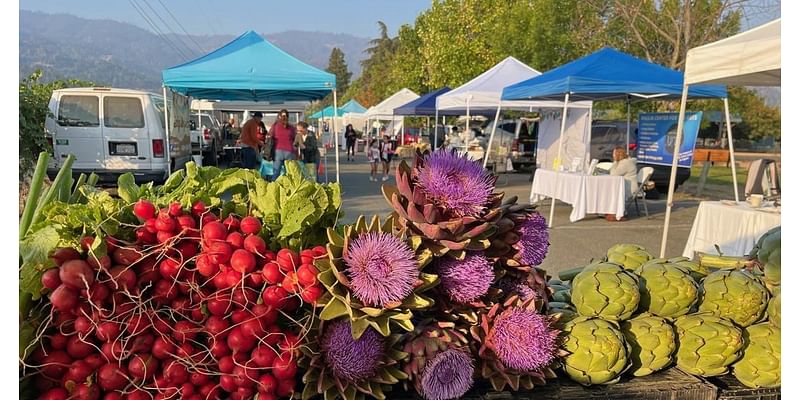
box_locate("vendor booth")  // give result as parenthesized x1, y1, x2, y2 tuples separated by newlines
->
(363, 89, 420, 142)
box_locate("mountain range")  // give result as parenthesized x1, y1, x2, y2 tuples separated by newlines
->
(20, 10, 370, 92)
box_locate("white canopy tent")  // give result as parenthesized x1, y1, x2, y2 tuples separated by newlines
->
(660, 18, 781, 257)
(364, 88, 420, 144)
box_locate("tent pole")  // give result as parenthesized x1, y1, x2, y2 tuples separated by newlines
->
(333, 90, 340, 183)
(549, 93, 570, 228)
(723, 98, 739, 202)
(626, 96, 631, 156)
(483, 104, 502, 168)
(162, 86, 172, 175)
(659, 84, 689, 258)
(434, 108, 440, 150)
(466, 97, 471, 154)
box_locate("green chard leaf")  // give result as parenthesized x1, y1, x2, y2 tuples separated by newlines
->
(20, 225, 62, 300)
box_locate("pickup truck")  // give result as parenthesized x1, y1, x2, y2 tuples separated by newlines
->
(189, 112, 223, 166)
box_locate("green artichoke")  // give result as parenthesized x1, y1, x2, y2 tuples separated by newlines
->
(621, 314, 677, 377)
(699, 269, 769, 327)
(561, 317, 631, 385)
(571, 262, 640, 321)
(768, 286, 780, 327)
(655, 256, 710, 282)
(315, 215, 439, 338)
(732, 323, 781, 388)
(635, 260, 699, 318)
(607, 243, 653, 270)
(674, 313, 744, 377)
(750, 226, 780, 289)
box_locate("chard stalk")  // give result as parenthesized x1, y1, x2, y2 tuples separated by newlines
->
(19, 152, 49, 238)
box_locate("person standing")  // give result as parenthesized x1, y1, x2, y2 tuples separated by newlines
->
(379, 134, 394, 181)
(269, 109, 296, 181)
(239, 112, 264, 170)
(294, 121, 322, 183)
(345, 124, 357, 161)
(368, 138, 381, 182)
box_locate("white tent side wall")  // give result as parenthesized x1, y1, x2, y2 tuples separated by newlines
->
(535, 107, 593, 173)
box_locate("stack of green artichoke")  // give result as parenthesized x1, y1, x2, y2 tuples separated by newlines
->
(551, 238, 780, 389)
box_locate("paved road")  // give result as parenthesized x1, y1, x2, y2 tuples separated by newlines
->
(323, 152, 699, 276)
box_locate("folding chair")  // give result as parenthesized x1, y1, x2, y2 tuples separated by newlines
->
(628, 166, 654, 217)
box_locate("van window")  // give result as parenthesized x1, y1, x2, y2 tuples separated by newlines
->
(104, 97, 144, 128)
(57, 95, 100, 127)
(150, 95, 166, 129)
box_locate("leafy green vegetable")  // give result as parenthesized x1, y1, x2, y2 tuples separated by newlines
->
(19, 225, 61, 300)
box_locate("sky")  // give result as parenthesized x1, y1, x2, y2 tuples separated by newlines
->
(20, 0, 432, 38)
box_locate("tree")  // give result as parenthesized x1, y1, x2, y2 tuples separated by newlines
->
(358, 21, 400, 105)
(326, 47, 352, 95)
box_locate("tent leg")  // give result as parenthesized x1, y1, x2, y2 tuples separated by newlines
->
(483, 104, 502, 168)
(333, 90, 340, 183)
(549, 93, 570, 228)
(626, 97, 631, 156)
(723, 98, 739, 202)
(434, 109, 439, 150)
(659, 85, 689, 257)
(162, 86, 172, 175)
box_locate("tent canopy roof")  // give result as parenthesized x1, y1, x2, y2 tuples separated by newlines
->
(684, 19, 780, 86)
(437, 56, 591, 111)
(162, 31, 335, 102)
(502, 47, 727, 102)
(309, 99, 367, 119)
(364, 88, 420, 117)
(393, 87, 456, 116)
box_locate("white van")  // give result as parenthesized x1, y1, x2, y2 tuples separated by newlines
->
(45, 87, 192, 184)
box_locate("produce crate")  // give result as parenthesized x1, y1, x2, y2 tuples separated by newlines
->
(388, 368, 717, 399)
(708, 374, 780, 400)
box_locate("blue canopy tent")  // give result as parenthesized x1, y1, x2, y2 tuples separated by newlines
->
(162, 30, 342, 181)
(309, 100, 367, 119)
(495, 47, 728, 226)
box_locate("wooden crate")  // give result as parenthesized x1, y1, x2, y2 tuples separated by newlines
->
(388, 368, 717, 399)
(708, 374, 780, 400)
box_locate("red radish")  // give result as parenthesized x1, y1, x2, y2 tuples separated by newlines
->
(108, 266, 136, 290)
(41, 268, 61, 290)
(169, 202, 183, 217)
(85, 354, 106, 370)
(227, 327, 256, 353)
(251, 345, 278, 368)
(86, 282, 110, 305)
(80, 236, 96, 252)
(133, 200, 156, 220)
(73, 382, 101, 400)
(155, 215, 177, 233)
(247, 272, 264, 286)
(74, 315, 94, 335)
(262, 250, 276, 262)
(128, 353, 158, 380)
(98, 363, 128, 391)
(111, 247, 142, 266)
(212, 270, 229, 289)
(201, 213, 219, 226)
(176, 240, 198, 260)
(101, 341, 126, 363)
(300, 249, 315, 265)
(144, 218, 158, 234)
(103, 393, 123, 400)
(276, 378, 296, 397)
(152, 337, 176, 359)
(125, 390, 151, 400)
(209, 337, 231, 358)
(231, 309, 251, 325)
(208, 241, 233, 265)
(202, 221, 227, 241)
(258, 392, 278, 400)
(87, 254, 112, 271)
(173, 320, 198, 342)
(263, 325, 283, 346)
(219, 374, 238, 392)
(156, 230, 175, 244)
(66, 335, 95, 359)
(231, 287, 258, 306)
(158, 258, 181, 279)
(226, 232, 244, 249)
(204, 315, 229, 337)
(276, 249, 299, 272)
(191, 201, 206, 217)
(41, 350, 72, 378)
(239, 216, 261, 234)
(243, 235, 267, 256)
(230, 249, 257, 274)
(105, 236, 121, 253)
(195, 254, 218, 277)
(59, 259, 94, 289)
(258, 373, 278, 394)
(253, 304, 278, 326)
(153, 279, 178, 303)
(218, 355, 235, 373)
(129, 333, 155, 354)
(190, 371, 211, 386)
(125, 313, 149, 336)
(51, 247, 81, 266)
(180, 382, 194, 397)
(224, 269, 243, 288)
(284, 296, 301, 312)
(95, 321, 120, 342)
(300, 285, 324, 303)
(262, 261, 283, 284)
(163, 360, 189, 384)
(40, 388, 69, 400)
(231, 387, 255, 400)
(49, 333, 68, 349)
(240, 318, 265, 339)
(281, 271, 300, 293)
(223, 215, 240, 231)
(65, 359, 94, 383)
(279, 333, 301, 353)
(233, 365, 259, 386)
(206, 292, 232, 316)
(50, 285, 78, 313)
(177, 214, 197, 231)
(312, 245, 327, 257)
(262, 286, 289, 309)
(296, 264, 318, 287)
(199, 383, 221, 399)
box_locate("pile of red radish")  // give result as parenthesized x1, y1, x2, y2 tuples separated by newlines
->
(28, 199, 327, 400)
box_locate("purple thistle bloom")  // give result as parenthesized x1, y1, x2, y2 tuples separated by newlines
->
(320, 320, 386, 383)
(515, 212, 550, 266)
(496, 277, 538, 302)
(415, 149, 495, 218)
(343, 232, 419, 307)
(489, 307, 558, 371)
(434, 252, 494, 304)
(420, 349, 475, 400)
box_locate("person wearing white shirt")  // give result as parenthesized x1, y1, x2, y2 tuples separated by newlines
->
(607, 146, 638, 221)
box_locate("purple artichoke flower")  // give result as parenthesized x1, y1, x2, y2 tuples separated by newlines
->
(415, 149, 495, 218)
(343, 232, 419, 307)
(420, 349, 475, 400)
(515, 212, 549, 266)
(489, 307, 558, 371)
(434, 252, 494, 304)
(496, 277, 538, 302)
(320, 319, 386, 383)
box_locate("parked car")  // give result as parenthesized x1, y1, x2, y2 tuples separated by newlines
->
(590, 120, 689, 194)
(189, 112, 223, 166)
(482, 118, 539, 171)
(45, 87, 192, 184)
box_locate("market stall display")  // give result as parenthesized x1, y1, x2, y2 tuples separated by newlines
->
(530, 169, 627, 224)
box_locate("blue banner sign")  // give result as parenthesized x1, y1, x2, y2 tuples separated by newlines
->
(637, 112, 703, 168)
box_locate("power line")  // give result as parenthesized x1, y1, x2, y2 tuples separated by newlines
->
(139, 0, 201, 57)
(155, 0, 207, 54)
(128, 0, 190, 60)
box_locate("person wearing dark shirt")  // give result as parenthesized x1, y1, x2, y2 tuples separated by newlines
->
(268, 109, 296, 181)
(345, 124, 357, 161)
(239, 112, 264, 169)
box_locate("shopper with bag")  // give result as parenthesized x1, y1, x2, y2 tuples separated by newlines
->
(240, 112, 265, 170)
(268, 109, 296, 181)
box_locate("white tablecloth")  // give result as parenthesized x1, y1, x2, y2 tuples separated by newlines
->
(530, 169, 627, 222)
(683, 201, 781, 258)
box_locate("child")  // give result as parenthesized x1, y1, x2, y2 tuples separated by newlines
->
(380, 135, 394, 181)
(368, 138, 381, 182)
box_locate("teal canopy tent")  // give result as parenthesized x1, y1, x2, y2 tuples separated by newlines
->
(309, 100, 367, 119)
